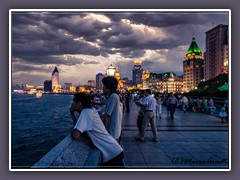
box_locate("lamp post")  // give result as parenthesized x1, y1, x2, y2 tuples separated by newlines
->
(106, 64, 116, 76)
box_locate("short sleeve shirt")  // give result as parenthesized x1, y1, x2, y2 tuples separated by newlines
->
(74, 108, 123, 162)
(104, 93, 123, 139)
(142, 95, 157, 111)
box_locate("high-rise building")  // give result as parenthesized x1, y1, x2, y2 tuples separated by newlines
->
(51, 66, 59, 92)
(183, 37, 204, 92)
(205, 24, 228, 81)
(44, 80, 52, 92)
(96, 71, 104, 91)
(132, 60, 143, 85)
(142, 70, 150, 89)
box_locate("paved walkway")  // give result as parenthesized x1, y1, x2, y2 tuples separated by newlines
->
(121, 100, 229, 169)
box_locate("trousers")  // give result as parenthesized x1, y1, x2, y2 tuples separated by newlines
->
(140, 111, 157, 139)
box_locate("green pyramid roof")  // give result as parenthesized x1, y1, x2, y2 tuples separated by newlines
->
(186, 37, 202, 55)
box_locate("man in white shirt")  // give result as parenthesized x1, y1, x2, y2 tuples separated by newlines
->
(70, 92, 124, 168)
(135, 89, 158, 142)
(134, 90, 146, 138)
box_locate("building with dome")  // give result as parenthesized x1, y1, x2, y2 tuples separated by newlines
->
(183, 37, 204, 92)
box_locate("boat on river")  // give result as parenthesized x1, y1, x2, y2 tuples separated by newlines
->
(36, 91, 43, 98)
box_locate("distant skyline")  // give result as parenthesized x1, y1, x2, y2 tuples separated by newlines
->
(11, 10, 229, 86)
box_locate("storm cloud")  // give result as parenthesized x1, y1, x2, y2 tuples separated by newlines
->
(10, 10, 229, 86)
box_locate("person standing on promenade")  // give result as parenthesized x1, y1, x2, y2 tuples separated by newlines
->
(219, 103, 228, 123)
(155, 93, 163, 118)
(70, 92, 124, 168)
(119, 92, 126, 113)
(202, 98, 209, 113)
(224, 99, 229, 116)
(134, 90, 146, 139)
(167, 92, 178, 120)
(165, 93, 171, 115)
(102, 76, 123, 143)
(196, 96, 202, 112)
(135, 89, 158, 142)
(181, 94, 188, 113)
(208, 98, 216, 114)
(125, 90, 131, 113)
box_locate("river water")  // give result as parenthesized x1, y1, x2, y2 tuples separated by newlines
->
(11, 94, 74, 168)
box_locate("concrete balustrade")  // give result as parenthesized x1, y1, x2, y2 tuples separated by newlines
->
(32, 133, 101, 169)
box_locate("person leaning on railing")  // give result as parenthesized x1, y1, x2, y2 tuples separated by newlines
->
(70, 92, 124, 168)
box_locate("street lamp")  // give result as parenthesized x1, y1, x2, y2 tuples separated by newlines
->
(106, 64, 116, 76)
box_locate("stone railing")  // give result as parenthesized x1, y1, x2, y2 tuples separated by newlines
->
(31, 133, 101, 169)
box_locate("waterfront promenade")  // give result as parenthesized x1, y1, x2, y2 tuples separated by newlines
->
(121, 100, 229, 170)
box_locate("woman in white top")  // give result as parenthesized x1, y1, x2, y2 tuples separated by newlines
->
(155, 93, 162, 118)
(70, 92, 124, 168)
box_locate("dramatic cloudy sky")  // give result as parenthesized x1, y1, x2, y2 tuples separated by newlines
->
(11, 10, 229, 86)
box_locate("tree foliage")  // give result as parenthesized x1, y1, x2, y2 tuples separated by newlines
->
(186, 74, 228, 98)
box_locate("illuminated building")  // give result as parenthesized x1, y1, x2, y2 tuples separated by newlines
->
(132, 60, 143, 85)
(70, 85, 76, 93)
(20, 83, 36, 94)
(21, 83, 34, 90)
(142, 70, 150, 89)
(78, 86, 86, 92)
(51, 66, 59, 92)
(19, 84, 35, 94)
(36, 84, 44, 90)
(53, 84, 62, 93)
(96, 71, 104, 91)
(28, 88, 37, 94)
(161, 76, 183, 94)
(118, 79, 125, 91)
(115, 69, 120, 81)
(205, 24, 229, 81)
(183, 37, 204, 92)
(148, 73, 183, 93)
(114, 69, 125, 90)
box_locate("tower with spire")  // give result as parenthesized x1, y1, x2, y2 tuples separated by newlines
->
(183, 37, 204, 92)
(51, 66, 59, 92)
